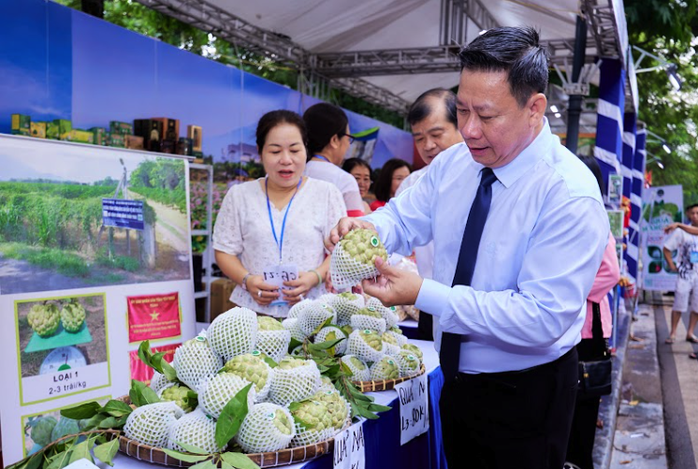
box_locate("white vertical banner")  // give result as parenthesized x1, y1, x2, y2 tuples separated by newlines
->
(640, 185, 684, 291)
(0, 135, 196, 465)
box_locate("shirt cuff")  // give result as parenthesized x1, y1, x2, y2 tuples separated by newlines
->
(415, 279, 451, 317)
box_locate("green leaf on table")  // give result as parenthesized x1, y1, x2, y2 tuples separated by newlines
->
(221, 452, 261, 469)
(366, 403, 392, 413)
(161, 449, 211, 463)
(25, 453, 43, 469)
(288, 338, 302, 353)
(221, 461, 235, 469)
(69, 439, 93, 464)
(189, 460, 217, 469)
(94, 439, 120, 466)
(130, 379, 160, 407)
(138, 341, 157, 369)
(311, 317, 334, 336)
(60, 401, 102, 420)
(308, 338, 344, 352)
(103, 400, 133, 418)
(261, 355, 278, 368)
(341, 361, 354, 377)
(176, 442, 210, 455)
(81, 413, 107, 431)
(98, 416, 121, 429)
(160, 359, 178, 381)
(46, 449, 73, 469)
(215, 383, 253, 449)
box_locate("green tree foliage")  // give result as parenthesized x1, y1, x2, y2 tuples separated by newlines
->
(129, 157, 186, 211)
(625, 0, 698, 203)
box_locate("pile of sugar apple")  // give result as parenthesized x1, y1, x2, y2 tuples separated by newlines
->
(27, 300, 86, 338)
(124, 296, 422, 455)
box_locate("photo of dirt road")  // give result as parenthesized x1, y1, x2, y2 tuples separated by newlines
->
(0, 137, 191, 294)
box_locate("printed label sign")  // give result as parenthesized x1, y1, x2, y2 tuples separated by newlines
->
(333, 421, 366, 469)
(394, 373, 429, 445)
(127, 292, 181, 342)
(102, 198, 144, 230)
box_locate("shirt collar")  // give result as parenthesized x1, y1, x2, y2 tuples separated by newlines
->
(488, 118, 554, 189)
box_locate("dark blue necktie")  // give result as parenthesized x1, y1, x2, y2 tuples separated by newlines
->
(440, 167, 498, 382)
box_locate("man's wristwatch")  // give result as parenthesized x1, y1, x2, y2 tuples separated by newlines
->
(241, 272, 252, 291)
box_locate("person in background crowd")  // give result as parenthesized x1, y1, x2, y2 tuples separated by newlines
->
(369, 158, 411, 211)
(395, 87, 464, 340)
(662, 203, 698, 350)
(565, 155, 620, 469)
(213, 110, 346, 318)
(342, 157, 373, 215)
(326, 27, 608, 469)
(303, 103, 365, 217)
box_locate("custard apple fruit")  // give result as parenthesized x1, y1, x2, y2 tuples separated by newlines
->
(159, 383, 196, 413)
(392, 350, 422, 378)
(312, 389, 350, 430)
(298, 302, 336, 336)
(341, 355, 370, 382)
(269, 358, 321, 406)
(339, 229, 388, 266)
(167, 408, 223, 454)
(27, 304, 60, 337)
(223, 351, 272, 402)
(60, 302, 86, 333)
(124, 402, 183, 448)
(314, 326, 347, 355)
(347, 329, 384, 363)
(207, 307, 258, 361)
(290, 399, 334, 447)
(331, 292, 365, 326)
(401, 343, 423, 360)
(369, 356, 400, 381)
(236, 403, 295, 453)
(172, 335, 222, 390)
(198, 373, 255, 419)
(258, 316, 284, 331)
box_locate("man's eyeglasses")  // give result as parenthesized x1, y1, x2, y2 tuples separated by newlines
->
(339, 133, 356, 144)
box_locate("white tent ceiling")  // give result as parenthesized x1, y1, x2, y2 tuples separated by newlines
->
(136, 0, 630, 133)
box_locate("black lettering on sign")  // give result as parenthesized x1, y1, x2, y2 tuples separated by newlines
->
(352, 426, 364, 452)
(398, 385, 414, 405)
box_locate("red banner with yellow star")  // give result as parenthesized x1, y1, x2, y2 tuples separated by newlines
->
(127, 292, 181, 343)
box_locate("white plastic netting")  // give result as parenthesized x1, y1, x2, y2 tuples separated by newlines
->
(314, 326, 347, 355)
(330, 241, 380, 289)
(157, 383, 196, 413)
(236, 403, 295, 453)
(365, 297, 400, 329)
(330, 293, 365, 326)
(369, 356, 400, 380)
(198, 373, 256, 419)
(269, 359, 321, 406)
(290, 400, 337, 447)
(282, 317, 308, 342)
(255, 329, 292, 363)
(287, 299, 314, 319)
(350, 314, 387, 334)
(392, 350, 422, 378)
(172, 336, 223, 390)
(223, 352, 273, 402)
(384, 330, 408, 347)
(401, 343, 424, 360)
(149, 371, 171, 394)
(124, 401, 183, 448)
(382, 342, 401, 356)
(340, 354, 370, 382)
(167, 408, 223, 454)
(207, 307, 258, 361)
(298, 302, 337, 337)
(347, 330, 385, 364)
(313, 389, 351, 430)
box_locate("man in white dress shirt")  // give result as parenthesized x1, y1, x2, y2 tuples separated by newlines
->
(327, 27, 609, 469)
(396, 88, 463, 340)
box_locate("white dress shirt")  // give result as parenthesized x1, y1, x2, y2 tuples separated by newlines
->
(304, 160, 365, 216)
(395, 167, 434, 280)
(364, 120, 609, 373)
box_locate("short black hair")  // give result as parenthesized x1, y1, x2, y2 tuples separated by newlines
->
(578, 155, 605, 196)
(342, 157, 372, 174)
(256, 110, 307, 151)
(374, 158, 412, 203)
(686, 204, 698, 212)
(303, 103, 349, 156)
(458, 26, 549, 107)
(407, 88, 457, 127)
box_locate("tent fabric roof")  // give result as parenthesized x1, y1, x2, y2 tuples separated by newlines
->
(208, 0, 592, 102)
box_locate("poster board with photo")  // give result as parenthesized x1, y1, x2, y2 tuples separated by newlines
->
(0, 135, 197, 465)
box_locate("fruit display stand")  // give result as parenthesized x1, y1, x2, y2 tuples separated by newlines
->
(108, 341, 445, 469)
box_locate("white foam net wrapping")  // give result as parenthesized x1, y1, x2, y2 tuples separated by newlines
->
(298, 302, 337, 336)
(256, 329, 292, 363)
(167, 408, 223, 454)
(369, 356, 400, 381)
(350, 314, 386, 334)
(207, 307, 258, 361)
(340, 355, 370, 382)
(314, 389, 352, 430)
(401, 343, 424, 360)
(172, 337, 223, 390)
(288, 299, 314, 319)
(330, 241, 380, 289)
(384, 330, 408, 347)
(347, 330, 385, 364)
(318, 376, 336, 393)
(198, 373, 256, 419)
(382, 342, 401, 356)
(365, 297, 400, 329)
(124, 401, 183, 448)
(149, 371, 171, 394)
(269, 359, 321, 406)
(314, 326, 347, 355)
(223, 352, 273, 403)
(282, 317, 308, 342)
(392, 350, 422, 378)
(330, 293, 365, 326)
(236, 403, 295, 453)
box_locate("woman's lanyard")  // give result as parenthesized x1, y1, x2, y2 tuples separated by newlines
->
(313, 154, 331, 163)
(265, 177, 303, 263)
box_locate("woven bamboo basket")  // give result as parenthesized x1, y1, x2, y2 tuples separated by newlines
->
(115, 396, 337, 468)
(351, 363, 426, 392)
